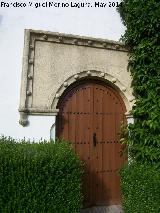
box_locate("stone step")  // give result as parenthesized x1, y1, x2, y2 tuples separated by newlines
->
(80, 205, 123, 213)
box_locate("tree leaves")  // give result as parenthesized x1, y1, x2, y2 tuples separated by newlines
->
(118, 0, 160, 163)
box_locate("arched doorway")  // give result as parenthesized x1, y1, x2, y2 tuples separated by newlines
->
(56, 79, 127, 207)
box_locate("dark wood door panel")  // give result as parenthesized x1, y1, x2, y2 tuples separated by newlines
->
(92, 83, 125, 205)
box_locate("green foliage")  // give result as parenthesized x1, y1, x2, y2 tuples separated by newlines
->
(118, 0, 160, 163)
(0, 136, 83, 213)
(120, 163, 160, 213)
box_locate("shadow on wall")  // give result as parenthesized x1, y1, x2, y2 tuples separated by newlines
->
(0, 15, 3, 26)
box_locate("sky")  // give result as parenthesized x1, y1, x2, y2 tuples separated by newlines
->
(0, 0, 125, 39)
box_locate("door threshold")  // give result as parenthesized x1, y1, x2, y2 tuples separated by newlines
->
(80, 205, 123, 213)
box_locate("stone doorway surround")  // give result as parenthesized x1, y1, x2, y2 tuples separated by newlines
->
(19, 29, 134, 126)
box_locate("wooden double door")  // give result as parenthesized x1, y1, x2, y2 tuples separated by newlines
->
(56, 80, 126, 207)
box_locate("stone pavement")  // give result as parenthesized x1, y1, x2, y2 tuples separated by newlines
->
(80, 205, 123, 213)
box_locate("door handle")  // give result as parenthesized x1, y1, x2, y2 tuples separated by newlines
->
(93, 133, 97, 147)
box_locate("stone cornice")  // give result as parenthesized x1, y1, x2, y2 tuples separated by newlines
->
(27, 29, 129, 52)
(19, 107, 59, 114)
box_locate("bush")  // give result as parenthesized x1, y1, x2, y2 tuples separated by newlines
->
(0, 136, 83, 213)
(120, 163, 160, 213)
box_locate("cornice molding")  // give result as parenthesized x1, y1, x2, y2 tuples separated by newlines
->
(27, 29, 129, 52)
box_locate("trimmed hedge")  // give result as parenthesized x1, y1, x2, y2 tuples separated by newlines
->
(0, 136, 83, 213)
(120, 163, 160, 213)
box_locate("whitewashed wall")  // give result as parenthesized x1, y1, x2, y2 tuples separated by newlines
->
(0, 0, 125, 141)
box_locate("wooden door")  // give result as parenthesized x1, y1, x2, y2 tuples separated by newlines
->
(56, 80, 126, 207)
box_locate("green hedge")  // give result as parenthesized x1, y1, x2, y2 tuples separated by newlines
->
(0, 136, 83, 213)
(120, 163, 160, 213)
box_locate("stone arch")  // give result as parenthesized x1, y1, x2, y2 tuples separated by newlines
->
(51, 70, 134, 115)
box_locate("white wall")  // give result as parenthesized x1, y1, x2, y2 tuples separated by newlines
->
(0, 0, 125, 141)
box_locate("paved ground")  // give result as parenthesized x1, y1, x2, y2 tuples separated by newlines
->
(80, 205, 123, 213)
